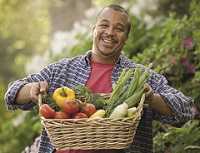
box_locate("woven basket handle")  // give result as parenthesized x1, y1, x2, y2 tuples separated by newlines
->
(38, 93, 43, 108)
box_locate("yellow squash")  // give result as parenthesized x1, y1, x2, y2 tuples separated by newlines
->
(89, 109, 106, 119)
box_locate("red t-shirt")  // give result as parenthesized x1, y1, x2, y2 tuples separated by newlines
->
(56, 61, 114, 153)
(86, 60, 114, 93)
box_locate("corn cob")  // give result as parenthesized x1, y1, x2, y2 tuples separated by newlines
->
(125, 69, 149, 108)
(137, 69, 149, 88)
(107, 69, 133, 105)
(105, 69, 133, 117)
(124, 87, 144, 108)
(106, 67, 150, 117)
(126, 67, 142, 98)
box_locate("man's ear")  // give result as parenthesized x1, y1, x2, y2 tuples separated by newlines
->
(90, 25, 96, 37)
(92, 25, 95, 33)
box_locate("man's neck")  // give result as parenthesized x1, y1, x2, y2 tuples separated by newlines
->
(91, 52, 119, 65)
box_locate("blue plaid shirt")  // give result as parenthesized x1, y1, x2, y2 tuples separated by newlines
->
(4, 51, 193, 153)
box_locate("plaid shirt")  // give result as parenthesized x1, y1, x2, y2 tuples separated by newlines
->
(4, 51, 193, 153)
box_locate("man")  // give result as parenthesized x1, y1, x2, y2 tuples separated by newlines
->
(4, 4, 193, 153)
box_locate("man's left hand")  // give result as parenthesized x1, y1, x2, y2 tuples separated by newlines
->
(144, 83, 154, 104)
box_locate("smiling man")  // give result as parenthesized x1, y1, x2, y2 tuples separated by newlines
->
(5, 4, 193, 153)
(91, 6, 130, 64)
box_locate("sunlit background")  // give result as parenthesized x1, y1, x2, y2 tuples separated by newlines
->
(0, 0, 200, 153)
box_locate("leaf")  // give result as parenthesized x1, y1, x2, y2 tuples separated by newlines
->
(184, 145, 200, 150)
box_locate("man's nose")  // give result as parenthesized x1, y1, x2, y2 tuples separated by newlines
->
(105, 27, 114, 36)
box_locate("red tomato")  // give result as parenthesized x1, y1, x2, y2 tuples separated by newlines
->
(62, 100, 80, 115)
(54, 111, 69, 119)
(81, 103, 96, 117)
(74, 112, 88, 119)
(39, 104, 56, 119)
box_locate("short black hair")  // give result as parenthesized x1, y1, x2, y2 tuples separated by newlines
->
(96, 4, 131, 37)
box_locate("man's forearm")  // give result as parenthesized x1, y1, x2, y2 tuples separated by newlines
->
(149, 93, 173, 115)
(16, 84, 32, 104)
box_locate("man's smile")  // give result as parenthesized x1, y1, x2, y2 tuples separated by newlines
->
(101, 37, 117, 48)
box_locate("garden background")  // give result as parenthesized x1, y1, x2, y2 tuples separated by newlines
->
(0, 0, 200, 153)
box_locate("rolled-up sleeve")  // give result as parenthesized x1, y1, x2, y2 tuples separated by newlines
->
(4, 63, 54, 111)
(4, 79, 35, 110)
(148, 71, 194, 124)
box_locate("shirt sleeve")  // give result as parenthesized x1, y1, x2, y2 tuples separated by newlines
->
(148, 71, 194, 124)
(4, 63, 54, 111)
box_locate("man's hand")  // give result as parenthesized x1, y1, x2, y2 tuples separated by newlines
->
(143, 83, 173, 115)
(144, 83, 154, 104)
(16, 81, 48, 104)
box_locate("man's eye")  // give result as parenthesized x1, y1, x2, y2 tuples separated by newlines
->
(99, 24, 108, 28)
(116, 27, 124, 32)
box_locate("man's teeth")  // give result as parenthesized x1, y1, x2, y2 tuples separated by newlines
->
(103, 38, 113, 43)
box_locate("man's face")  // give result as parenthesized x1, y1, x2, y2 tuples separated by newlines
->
(92, 8, 129, 61)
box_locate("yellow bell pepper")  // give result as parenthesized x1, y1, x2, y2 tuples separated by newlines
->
(52, 87, 75, 108)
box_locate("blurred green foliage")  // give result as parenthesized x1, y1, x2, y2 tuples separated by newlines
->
(132, 0, 200, 105)
(0, 0, 200, 153)
(154, 120, 200, 153)
(0, 0, 50, 84)
(1, 84, 40, 153)
(52, 33, 92, 61)
(0, 0, 49, 152)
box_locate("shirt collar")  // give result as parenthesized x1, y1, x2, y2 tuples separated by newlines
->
(82, 50, 124, 67)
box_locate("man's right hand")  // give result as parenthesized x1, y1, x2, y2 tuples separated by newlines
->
(16, 81, 48, 104)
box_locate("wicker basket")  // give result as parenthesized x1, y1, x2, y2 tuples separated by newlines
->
(39, 94, 145, 150)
